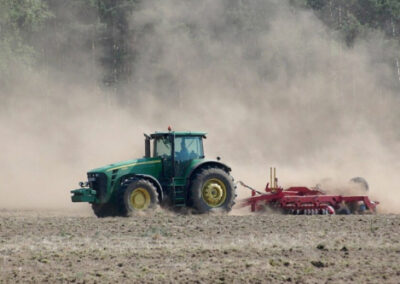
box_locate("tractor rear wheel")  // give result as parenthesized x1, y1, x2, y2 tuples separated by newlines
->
(119, 179, 158, 216)
(190, 167, 236, 213)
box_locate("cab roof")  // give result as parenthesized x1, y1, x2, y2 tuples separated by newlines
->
(150, 131, 207, 138)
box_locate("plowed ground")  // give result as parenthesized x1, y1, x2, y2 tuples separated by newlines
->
(1, 209, 399, 283)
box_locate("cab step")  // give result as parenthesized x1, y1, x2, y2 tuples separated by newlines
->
(172, 188, 186, 207)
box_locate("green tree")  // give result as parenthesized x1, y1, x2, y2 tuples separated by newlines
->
(0, 0, 52, 79)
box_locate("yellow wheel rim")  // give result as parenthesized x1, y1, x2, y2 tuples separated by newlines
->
(129, 187, 151, 210)
(201, 178, 227, 207)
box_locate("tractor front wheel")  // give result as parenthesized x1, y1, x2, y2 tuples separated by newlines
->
(190, 167, 236, 213)
(120, 179, 158, 216)
(91, 203, 120, 218)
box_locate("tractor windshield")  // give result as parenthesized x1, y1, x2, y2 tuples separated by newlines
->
(154, 137, 171, 158)
(175, 136, 204, 161)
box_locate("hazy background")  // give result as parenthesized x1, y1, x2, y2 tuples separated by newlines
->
(0, 0, 399, 213)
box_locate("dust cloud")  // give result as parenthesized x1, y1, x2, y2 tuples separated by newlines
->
(0, 0, 399, 213)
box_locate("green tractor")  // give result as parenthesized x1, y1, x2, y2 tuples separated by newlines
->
(71, 130, 236, 217)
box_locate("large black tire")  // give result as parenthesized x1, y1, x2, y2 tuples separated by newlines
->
(350, 177, 369, 191)
(190, 167, 236, 214)
(91, 203, 120, 218)
(118, 179, 158, 216)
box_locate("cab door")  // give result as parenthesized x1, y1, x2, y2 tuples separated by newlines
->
(153, 135, 174, 184)
(174, 136, 204, 178)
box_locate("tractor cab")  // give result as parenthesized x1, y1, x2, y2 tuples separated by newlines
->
(145, 131, 206, 180)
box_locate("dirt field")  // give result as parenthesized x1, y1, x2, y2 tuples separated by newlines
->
(1, 209, 399, 283)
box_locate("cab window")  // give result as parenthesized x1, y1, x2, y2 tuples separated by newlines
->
(175, 136, 203, 161)
(153, 137, 171, 158)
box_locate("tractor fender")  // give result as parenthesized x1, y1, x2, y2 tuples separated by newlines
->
(120, 174, 164, 202)
(187, 161, 232, 186)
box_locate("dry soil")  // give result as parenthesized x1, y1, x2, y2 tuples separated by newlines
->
(0, 209, 399, 283)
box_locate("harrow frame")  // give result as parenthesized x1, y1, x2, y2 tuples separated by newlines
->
(240, 168, 378, 215)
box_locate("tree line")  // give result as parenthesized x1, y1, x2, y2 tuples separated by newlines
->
(0, 0, 399, 90)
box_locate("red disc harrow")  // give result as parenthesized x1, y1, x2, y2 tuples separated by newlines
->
(239, 168, 378, 215)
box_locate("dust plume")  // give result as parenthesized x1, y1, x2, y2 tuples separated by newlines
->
(0, 0, 399, 213)
(125, 0, 400, 213)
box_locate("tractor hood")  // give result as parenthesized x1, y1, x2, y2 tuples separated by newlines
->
(88, 157, 160, 174)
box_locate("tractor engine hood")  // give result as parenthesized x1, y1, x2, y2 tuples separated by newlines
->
(71, 157, 162, 203)
(88, 157, 161, 174)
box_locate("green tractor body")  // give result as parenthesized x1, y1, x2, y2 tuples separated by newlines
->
(71, 131, 236, 216)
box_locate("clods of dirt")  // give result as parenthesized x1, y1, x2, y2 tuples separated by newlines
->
(0, 209, 399, 283)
